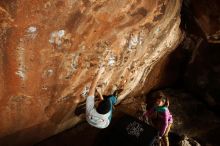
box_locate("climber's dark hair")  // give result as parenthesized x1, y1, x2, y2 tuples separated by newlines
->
(156, 92, 169, 107)
(96, 95, 112, 114)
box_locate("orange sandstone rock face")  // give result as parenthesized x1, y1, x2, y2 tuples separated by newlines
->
(0, 0, 182, 145)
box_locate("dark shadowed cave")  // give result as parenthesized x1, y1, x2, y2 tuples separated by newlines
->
(0, 0, 220, 146)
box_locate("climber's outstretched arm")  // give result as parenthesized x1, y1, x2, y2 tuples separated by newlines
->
(96, 87, 104, 101)
(88, 67, 105, 97)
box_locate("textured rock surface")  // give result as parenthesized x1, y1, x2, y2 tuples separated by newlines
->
(167, 89, 220, 146)
(190, 0, 220, 43)
(0, 0, 182, 145)
(184, 43, 220, 112)
(181, 0, 220, 113)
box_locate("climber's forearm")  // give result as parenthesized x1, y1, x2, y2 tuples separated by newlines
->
(97, 88, 104, 100)
(88, 69, 103, 97)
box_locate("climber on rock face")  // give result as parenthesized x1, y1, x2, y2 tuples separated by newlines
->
(86, 67, 119, 129)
